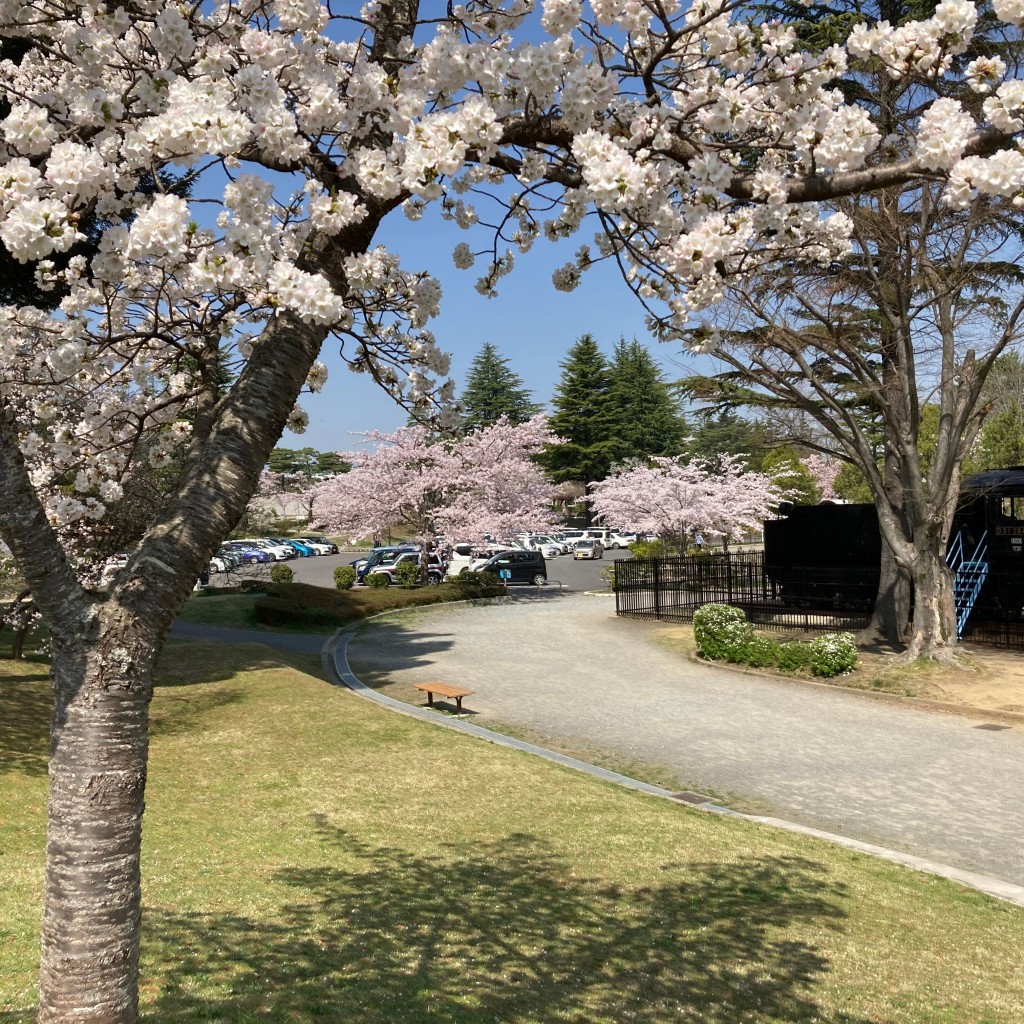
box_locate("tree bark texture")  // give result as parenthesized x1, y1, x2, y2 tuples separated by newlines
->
(905, 547, 957, 661)
(38, 622, 159, 1024)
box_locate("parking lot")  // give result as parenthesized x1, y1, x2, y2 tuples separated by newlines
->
(209, 546, 633, 593)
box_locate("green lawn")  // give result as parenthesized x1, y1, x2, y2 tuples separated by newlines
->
(2, 644, 1023, 1022)
(177, 581, 504, 632)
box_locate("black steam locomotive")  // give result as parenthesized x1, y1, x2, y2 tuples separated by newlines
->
(763, 467, 1024, 622)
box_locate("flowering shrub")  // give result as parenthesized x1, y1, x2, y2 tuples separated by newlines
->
(692, 605, 857, 675)
(333, 566, 357, 591)
(692, 604, 753, 661)
(269, 564, 294, 585)
(809, 633, 859, 677)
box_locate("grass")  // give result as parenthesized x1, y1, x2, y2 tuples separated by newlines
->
(3, 644, 1024, 1022)
(176, 581, 504, 633)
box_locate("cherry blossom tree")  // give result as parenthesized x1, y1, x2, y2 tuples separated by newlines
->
(589, 454, 783, 549)
(313, 415, 558, 545)
(3, 0, 1024, 1019)
(801, 454, 842, 502)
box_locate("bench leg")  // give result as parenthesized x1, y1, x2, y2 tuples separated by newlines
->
(426, 691, 434, 706)
(455, 695, 463, 713)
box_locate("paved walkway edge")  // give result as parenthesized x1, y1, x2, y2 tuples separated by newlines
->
(325, 613, 1024, 909)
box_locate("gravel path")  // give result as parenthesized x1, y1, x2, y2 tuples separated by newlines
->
(347, 593, 1024, 886)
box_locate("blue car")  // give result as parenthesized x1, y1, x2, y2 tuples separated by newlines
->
(272, 537, 315, 557)
(223, 541, 272, 564)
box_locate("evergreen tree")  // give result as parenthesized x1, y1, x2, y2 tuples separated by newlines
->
(542, 335, 620, 520)
(608, 338, 686, 462)
(684, 410, 767, 470)
(459, 342, 540, 431)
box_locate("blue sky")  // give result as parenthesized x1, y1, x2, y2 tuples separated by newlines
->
(291, 203, 696, 451)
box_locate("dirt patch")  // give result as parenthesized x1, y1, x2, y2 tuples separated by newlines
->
(647, 621, 1024, 721)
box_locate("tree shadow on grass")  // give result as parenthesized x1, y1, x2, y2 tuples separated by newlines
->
(0, 670, 51, 776)
(143, 822, 878, 1024)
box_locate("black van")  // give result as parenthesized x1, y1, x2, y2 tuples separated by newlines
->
(475, 549, 547, 585)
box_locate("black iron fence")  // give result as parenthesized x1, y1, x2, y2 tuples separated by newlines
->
(614, 553, 1024, 647)
(614, 553, 875, 633)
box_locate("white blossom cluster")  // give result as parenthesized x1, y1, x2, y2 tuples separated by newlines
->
(1, 0, 1023, 545)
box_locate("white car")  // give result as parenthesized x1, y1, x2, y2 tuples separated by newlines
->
(523, 534, 562, 556)
(605, 532, 635, 549)
(559, 529, 587, 548)
(236, 538, 296, 560)
(295, 537, 334, 555)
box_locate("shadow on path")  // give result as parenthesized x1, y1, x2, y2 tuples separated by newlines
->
(141, 821, 875, 1024)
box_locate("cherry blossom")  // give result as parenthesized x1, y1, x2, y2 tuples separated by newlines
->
(312, 416, 559, 544)
(590, 455, 783, 541)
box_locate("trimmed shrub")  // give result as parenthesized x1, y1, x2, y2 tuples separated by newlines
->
(252, 597, 345, 628)
(451, 570, 499, 592)
(599, 564, 618, 592)
(333, 565, 357, 590)
(809, 633, 859, 677)
(269, 564, 294, 585)
(776, 642, 814, 673)
(628, 540, 663, 560)
(742, 634, 782, 668)
(365, 572, 390, 588)
(239, 578, 266, 594)
(394, 562, 419, 589)
(692, 603, 753, 662)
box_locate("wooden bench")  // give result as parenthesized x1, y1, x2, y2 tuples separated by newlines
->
(412, 681, 474, 713)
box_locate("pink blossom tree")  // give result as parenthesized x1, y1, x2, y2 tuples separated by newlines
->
(802, 454, 843, 503)
(2, 0, 1023, 1017)
(590, 455, 783, 551)
(313, 415, 559, 547)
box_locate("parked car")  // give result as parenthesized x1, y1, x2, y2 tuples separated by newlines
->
(574, 539, 604, 560)
(356, 544, 419, 582)
(582, 528, 614, 546)
(223, 541, 272, 564)
(295, 536, 336, 555)
(559, 529, 587, 547)
(522, 534, 564, 556)
(470, 549, 547, 585)
(216, 546, 243, 570)
(236, 538, 296, 560)
(605, 531, 635, 549)
(365, 552, 446, 586)
(270, 537, 315, 557)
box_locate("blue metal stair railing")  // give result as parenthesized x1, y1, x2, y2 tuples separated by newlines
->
(946, 529, 989, 639)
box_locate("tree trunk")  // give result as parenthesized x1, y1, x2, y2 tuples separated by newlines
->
(38, 620, 160, 1024)
(904, 547, 957, 662)
(858, 539, 912, 648)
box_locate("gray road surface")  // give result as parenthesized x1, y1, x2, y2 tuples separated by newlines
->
(347, 593, 1024, 886)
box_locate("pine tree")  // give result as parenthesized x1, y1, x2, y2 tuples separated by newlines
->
(459, 342, 540, 431)
(542, 335, 620, 521)
(608, 338, 686, 462)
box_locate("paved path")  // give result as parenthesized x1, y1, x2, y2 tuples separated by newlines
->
(347, 594, 1024, 886)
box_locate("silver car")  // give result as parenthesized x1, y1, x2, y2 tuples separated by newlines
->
(573, 539, 604, 560)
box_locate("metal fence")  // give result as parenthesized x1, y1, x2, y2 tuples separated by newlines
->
(615, 553, 875, 633)
(614, 553, 1024, 647)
